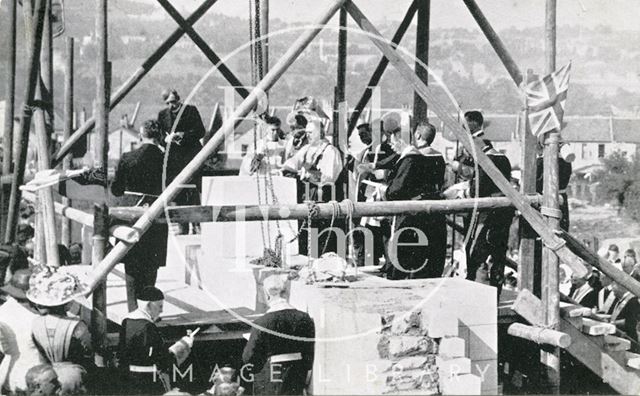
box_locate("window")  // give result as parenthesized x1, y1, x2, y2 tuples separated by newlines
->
(581, 144, 588, 159)
(598, 144, 605, 158)
(241, 144, 248, 156)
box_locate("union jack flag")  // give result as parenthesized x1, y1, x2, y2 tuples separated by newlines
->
(525, 62, 571, 136)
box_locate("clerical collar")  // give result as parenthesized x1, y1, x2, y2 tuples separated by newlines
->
(267, 299, 295, 313)
(472, 129, 485, 138)
(126, 307, 155, 323)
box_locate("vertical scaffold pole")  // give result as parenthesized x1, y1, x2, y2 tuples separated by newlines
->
(62, 38, 75, 247)
(4, 0, 46, 244)
(413, 0, 430, 127)
(92, 0, 109, 367)
(541, 0, 560, 393)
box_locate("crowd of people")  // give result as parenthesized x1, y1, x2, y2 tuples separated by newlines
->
(558, 243, 640, 349)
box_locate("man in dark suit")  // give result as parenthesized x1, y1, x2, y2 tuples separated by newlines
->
(380, 121, 447, 280)
(111, 120, 168, 301)
(157, 89, 205, 233)
(454, 111, 514, 293)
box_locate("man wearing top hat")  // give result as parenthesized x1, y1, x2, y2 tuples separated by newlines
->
(118, 286, 194, 395)
(0, 269, 47, 393)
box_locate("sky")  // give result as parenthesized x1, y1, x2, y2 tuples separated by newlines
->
(131, 0, 640, 31)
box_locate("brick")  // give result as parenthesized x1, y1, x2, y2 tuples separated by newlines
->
(388, 336, 437, 358)
(439, 337, 466, 358)
(420, 306, 458, 338)
(440, 373, 482, 395)
(436, 356, 472, 379)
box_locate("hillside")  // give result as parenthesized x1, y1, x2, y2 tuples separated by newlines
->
(0, 1, 639, 129)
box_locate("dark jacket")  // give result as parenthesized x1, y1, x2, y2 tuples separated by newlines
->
(111, 144, 168, 269)
(470, 147, 512, 198)
(111, 144, 164, 201)
(158, 104, 205, 205)
(157, 104, 205, 147)
(383, 147, 447, 280)
(242, 308, 315, 395)
(385, 147, 444, 201)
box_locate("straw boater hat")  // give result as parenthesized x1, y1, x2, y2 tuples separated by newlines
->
(26, 266, 88, 307)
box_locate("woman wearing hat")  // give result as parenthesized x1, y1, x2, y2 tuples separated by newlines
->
(27, 268, 94, 375)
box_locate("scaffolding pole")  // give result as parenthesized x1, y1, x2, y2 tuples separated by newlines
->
(541, 0, 560, 392)
(413, 0, 430, 125)
(62, 37, 75, 246)
(4, 0, 46, 244)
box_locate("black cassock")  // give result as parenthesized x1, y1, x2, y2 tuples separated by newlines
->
(242, 309, 315, 395)
(158, 103, 206, 206)
(111, 144, 168, 296)
(466, 146, 514, 291)
(118, 317, 176, 395)
(383, 147, 447, 280)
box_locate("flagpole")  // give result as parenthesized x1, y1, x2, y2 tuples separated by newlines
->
(541, 0, 561, 393)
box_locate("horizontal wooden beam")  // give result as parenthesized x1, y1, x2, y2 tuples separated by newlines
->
(109, 194, 543, 224)
(22, 192, 138, 244)
(507, 322, 571, 348)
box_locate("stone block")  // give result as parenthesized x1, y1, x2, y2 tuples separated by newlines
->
(388, 336, 437, 358)
(440, 373, 482, 395)
(421, 306, 458, 338)
(467, 324, 497, 361)
(385, 367, 439, 393)
(439, 337, 466, 358)
(436, 356, 471, 379)
(383, 310, 421, 335)
(394, 356, 429, 371)
(581, 318, 616, 335)
(471, 359, 497, 394)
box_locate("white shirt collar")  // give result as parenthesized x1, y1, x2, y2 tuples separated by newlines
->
(266, 299, 295, 313)
(572, 282, 593, 303)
